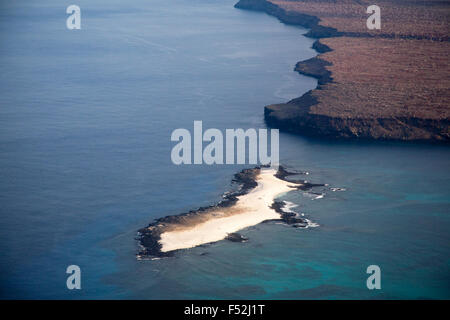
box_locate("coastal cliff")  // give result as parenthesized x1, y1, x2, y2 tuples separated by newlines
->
(235, 0, 450, 142)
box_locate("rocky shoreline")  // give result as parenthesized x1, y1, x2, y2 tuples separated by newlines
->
(235, 0, 450, 142)
(235, 0, 341, 38)
(137, 166, 322, 258)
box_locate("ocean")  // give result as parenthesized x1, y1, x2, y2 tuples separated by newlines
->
(0, 0, 449, 299)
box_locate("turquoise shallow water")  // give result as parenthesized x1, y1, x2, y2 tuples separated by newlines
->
(0, 0, 449, 299)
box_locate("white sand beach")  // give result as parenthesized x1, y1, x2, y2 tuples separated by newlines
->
(159, 168, 301, 252)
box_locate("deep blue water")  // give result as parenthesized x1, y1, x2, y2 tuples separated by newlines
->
(0, 0, 449, 299)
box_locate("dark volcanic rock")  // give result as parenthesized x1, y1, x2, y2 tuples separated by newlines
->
(270, 201, 309, 227)
(295, 57, 332, 85)
(265, 101, 450, 142)
(274, 166, 324, 190)
(226, 233, 249, 242)
(312, 40, 332, 54)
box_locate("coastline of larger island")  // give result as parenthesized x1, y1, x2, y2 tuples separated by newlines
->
(235, 0, 450, 142)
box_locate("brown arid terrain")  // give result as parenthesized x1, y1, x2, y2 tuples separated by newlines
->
(235, 0, 450, 141)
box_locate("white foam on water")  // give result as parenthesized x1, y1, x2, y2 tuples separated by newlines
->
(283, 201, 299, 212)
(303, 219, 319, 228)
(303, 192, 325, 200)
(330, 187, 346, 192)
(280, 201, 319, 228)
